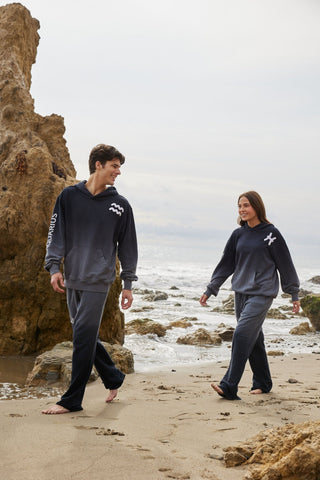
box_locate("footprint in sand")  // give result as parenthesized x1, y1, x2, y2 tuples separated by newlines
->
(74, 425, 99, 430)
(74, 425, 125, 436)
(96, 428, 125, 436)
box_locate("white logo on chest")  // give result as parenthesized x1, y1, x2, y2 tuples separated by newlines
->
(109, 203, 124, 216)
(264, 232, 276, 246)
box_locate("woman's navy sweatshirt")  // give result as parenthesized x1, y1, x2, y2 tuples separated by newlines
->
(44, 181, 138, 292)
(204, 222, 299, 301)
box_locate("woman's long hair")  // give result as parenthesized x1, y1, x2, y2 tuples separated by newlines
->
(238, 191, 271, 226)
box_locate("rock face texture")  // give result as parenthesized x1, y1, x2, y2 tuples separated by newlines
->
(224, 421, 320, 480)
(0, 3, 124, 354)
(301, 294, 320, 331)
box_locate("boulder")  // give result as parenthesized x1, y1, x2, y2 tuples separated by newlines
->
(214, 323, 235, 341)
(125, 318, 166, 337)
(267, 350, 284, 356)
(300, 294, 320, 331)
(266, 308, 288, 319)
(177, 328, 222, 346)
(167, 319, 193, 329)
(143, 291, 168, 301)
(308, 275, 320, 285)
(212, 294, 234, 314)
(290, 321, 315, 335)
(0, 4, 124, 354)
(224, 420, 320, 480)
(26, 341, 134, 386)
(167, 316, 198, 329)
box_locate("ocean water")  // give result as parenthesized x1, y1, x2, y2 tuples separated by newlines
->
(124, 242, 320, 372)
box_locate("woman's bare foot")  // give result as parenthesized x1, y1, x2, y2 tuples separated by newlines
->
(106, 389, 118, 402)
(211, 383, 225, 396)
(250, 388, 263, 395)
(42, 404, 70, 415)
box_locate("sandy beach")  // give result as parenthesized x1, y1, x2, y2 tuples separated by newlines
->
(1, 353, 320, 480)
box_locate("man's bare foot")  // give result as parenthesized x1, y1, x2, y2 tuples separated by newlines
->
(211, 383, 225, 396)
(42, 404, 70, 415)
(250, 389, 263, 395)
(105, 389, 118, 402)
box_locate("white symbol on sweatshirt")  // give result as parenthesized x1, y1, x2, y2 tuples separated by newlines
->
(109, 203, 124, 216)
(264, 232, 277, 246)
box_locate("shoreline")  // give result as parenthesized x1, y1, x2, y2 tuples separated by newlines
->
(1, 353, 320, 480)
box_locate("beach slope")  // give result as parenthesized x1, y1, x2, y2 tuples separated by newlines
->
(1, 353, 320, 480)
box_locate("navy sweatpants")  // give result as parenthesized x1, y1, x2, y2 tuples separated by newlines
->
(57, 288, 125, 411)
(219, 293, 273, 400)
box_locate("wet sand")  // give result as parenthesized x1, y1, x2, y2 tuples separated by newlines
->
(1, 353, 320, 480)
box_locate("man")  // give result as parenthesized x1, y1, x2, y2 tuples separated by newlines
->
(42, 144, 138, 414)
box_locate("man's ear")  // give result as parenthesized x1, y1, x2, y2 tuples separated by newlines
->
(95, 160, 101, 170)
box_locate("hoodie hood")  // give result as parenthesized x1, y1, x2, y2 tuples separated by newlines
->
(243, 222, 274, 232)
(75, 180, 118, 199)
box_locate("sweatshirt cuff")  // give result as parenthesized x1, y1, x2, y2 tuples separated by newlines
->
(49, 264, 61, 275)
(204, 288, 212, 298)
(291, 292, 299, 302)
(123, 280, 132, 291)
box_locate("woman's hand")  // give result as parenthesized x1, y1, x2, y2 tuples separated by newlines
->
(199, 294, 208, 306)
(292, 300, 300, 314)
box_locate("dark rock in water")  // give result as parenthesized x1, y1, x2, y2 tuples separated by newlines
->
(125, 318, 166, 337)
(211, 294, 234, 314)
(214, 323, 234, 341)
(167, 319, 193, 329)
(0, 4, 124, 354)
(290, 321, 315, 335)
(300, 294, 320, 331)
(308, 275, 320, 285)
(266, 308, 288, 319)
(143, 291, 168, 301)
(176, 328, 222, 346)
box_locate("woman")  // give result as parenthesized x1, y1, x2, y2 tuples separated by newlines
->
(199, 191, 300, 400)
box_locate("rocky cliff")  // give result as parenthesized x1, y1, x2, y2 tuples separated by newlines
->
(0, 3, 124, 354)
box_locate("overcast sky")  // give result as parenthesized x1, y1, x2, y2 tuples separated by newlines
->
(9, 0, 320, 267)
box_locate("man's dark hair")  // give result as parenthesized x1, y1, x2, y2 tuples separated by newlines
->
(89, 144, 125, 174)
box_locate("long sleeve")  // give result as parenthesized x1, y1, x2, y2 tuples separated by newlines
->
(117, 204, 138, 290)
(204, 232, 237, 298)
(268, 228, 300, 301)
(44, 194, 66, 276)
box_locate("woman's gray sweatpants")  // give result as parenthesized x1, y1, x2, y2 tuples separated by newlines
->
(57, 288, 125, 411)
(219, 293, 273, 400)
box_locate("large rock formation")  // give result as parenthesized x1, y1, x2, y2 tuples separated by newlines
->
(224, 421, 320, 480)
(0, 3, 124, 354)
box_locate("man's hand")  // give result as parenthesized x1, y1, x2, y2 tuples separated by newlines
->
(51, 272, 65, 293)
(121, 289, 133, 310)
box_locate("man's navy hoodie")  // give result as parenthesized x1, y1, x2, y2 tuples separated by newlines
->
(204, 222, 299, 301)
(44, 181, 138, 292)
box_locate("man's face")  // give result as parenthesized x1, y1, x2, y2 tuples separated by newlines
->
(96, 158, 121, 185)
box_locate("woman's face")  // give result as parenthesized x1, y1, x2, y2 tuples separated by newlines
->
(238, 196, 259, 226)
